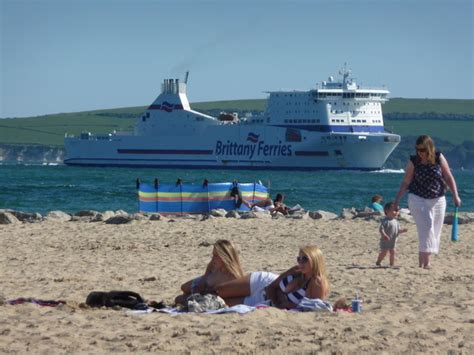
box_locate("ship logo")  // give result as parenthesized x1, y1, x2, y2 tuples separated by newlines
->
(246, 132, 260, 143)
(161, 101, 174, 112)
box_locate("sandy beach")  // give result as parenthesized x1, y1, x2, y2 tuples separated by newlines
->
(1, 214, 473, 353)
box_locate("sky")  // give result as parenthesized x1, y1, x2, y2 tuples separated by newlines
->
(1, 0, 473, 118)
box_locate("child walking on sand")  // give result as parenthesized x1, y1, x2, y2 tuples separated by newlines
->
(376, 202, 408, 267)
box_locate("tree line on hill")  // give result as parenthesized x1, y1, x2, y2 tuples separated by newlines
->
(385, 112, 474, 121)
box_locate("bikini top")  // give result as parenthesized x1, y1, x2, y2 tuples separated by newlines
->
(279, 274, 309, 305)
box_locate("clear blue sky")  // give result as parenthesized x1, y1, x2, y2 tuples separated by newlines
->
(1, 0, 473, 118)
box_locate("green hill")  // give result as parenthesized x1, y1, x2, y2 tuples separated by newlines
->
(0, 98, 472, 146)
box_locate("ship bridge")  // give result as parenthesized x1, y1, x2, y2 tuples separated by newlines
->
(263, 65, 390, 134)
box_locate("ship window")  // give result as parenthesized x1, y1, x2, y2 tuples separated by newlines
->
(142, 117, 146, 122)
(146, 112, 150, 118)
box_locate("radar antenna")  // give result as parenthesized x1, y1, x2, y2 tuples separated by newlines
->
(339, 62, 352, 85)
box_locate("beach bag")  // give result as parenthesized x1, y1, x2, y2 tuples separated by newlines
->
(85, 291, 146, 309)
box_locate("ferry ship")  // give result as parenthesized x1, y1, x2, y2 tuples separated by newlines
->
(64, 67, 400, 170)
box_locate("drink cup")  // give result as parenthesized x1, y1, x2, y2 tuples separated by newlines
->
(351, 299, 361, 312)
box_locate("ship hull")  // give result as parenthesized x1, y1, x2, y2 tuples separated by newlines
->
(64, 127, 400, 170)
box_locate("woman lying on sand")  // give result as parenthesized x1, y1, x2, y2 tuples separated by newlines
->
(241, 193, 290, 215)
(212, 245, 329, 309)
(174, 240, 244, 305)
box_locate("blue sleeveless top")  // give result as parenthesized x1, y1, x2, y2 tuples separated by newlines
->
(408, 151, 445, 199)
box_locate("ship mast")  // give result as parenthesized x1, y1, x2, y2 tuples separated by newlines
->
(339, 62, 351, 86)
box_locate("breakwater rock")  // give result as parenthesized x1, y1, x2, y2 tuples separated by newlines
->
(1, 208, 473, 225)
(0, 144, 64, 163)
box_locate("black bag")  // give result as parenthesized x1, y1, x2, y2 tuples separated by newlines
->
(86, 291, 146, 309)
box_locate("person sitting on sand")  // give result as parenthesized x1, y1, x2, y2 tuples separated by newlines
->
(241, 193, 289, 215)
(174, 240, 244, 306)
(376, 202, 408, 267)
(210, 245, 329, 309)
(370, 194, 384, 213)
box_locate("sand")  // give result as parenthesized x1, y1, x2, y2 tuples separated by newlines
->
(1, 216, 473, 353)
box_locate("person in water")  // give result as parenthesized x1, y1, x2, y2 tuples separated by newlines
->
(211, 245, 330, 309)
(174, 239, 244, 305)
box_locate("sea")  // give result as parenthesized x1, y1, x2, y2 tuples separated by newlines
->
(1, 163, 472, 215)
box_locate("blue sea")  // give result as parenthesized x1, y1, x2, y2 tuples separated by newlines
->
(1, 163, 472, 214)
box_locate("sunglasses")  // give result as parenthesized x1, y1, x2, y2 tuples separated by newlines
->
(416, 147, 427, 153)
(296, 255, 309, 264)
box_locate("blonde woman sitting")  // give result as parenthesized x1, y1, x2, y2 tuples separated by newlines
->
(174, 239, 244, 305)
(213, 245, 329, 309)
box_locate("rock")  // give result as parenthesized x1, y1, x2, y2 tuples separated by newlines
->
(70, 216, 94, 222)
(286, 211, 309, 219)
(115, 210, 129, 217)
(210, 209, 227, 217)
(225, 210, 240, 218)
(254, 211, 271, 219)
(105, 215, 133, 224)
(91, 211, 115, 222)
(240, 211, 257, 219)
(354, 211, 381, 218)
(399, 213, 414, 224)
(310, 210, 338, 220)
(74, 210, 100, 217)
(149, 213, 161, 221)
(46, 210, 71, 222)
(10, 211, 42, 223)
(132, 213, 149, 221)
(186, 294, 227, 313)
(272, 211, 285, 219)
(0, 212, 20, 224)
(444, 212, 474, 225)
(340, 208, 356, 219)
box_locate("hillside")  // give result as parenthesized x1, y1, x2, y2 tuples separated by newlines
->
(0, 98, 473, 168)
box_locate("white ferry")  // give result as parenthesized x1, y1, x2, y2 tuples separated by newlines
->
(64, 67, 400, 170)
